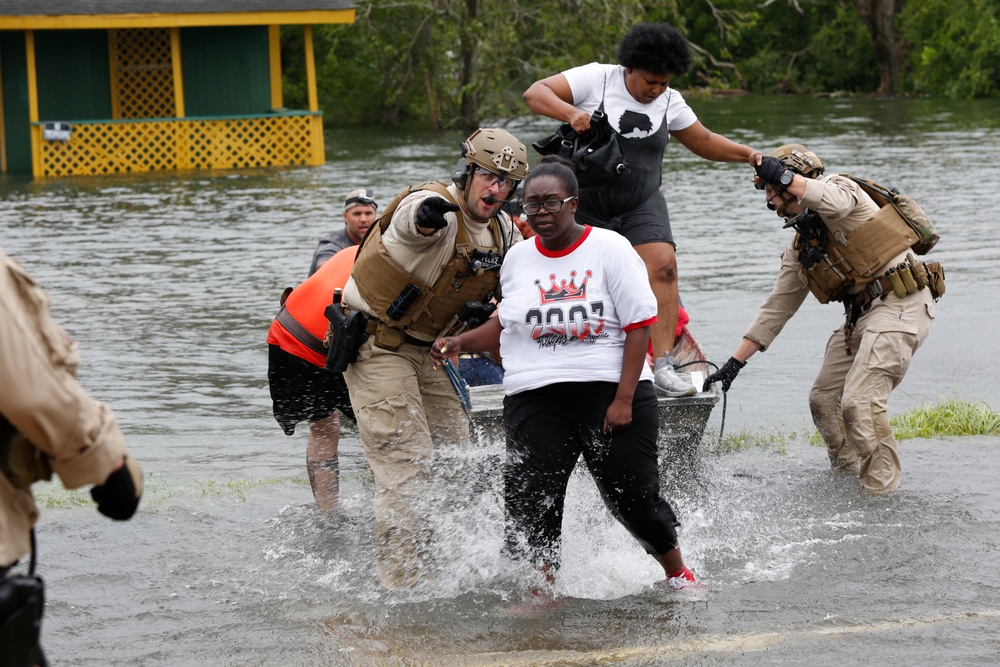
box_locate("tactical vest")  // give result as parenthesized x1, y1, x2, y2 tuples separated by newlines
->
(351, 182, 504, 340)
(797, 203, 919, 304)
(842, 173, 939, 255)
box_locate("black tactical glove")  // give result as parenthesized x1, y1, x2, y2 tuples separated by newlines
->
(703, 357, 746, 393)
(415, 197, 460, 231)
(91, 455, 142, 520)
(755, 156, 791, 186)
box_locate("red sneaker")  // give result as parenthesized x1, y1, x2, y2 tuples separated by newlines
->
(665, 566, 701, 591)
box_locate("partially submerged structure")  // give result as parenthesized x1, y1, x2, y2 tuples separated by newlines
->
(0, 1, 355, 178)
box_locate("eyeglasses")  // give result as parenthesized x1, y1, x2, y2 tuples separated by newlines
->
(522, 196, 576, 216)
(472, 166, 514, 193)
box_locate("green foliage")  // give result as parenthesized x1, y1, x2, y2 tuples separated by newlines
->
(725, 0, 878, 94)
(801, 0, 878, 92)
(901, 0, 1000, 98)
(669, 0, 762, 90)
(278, 0, 999, 129)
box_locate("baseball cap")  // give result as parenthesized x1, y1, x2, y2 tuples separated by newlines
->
(344, 188, 377, 211)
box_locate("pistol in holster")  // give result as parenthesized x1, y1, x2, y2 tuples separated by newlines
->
(324, 292, 370, 373)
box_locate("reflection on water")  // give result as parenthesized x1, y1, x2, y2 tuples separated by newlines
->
(2, 96, 1000, 665)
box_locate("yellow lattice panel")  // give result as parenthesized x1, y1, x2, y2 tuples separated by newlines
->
(180, 116, 321, 170)
(110, 28, 176, 119)
(34, 115, 324, 177)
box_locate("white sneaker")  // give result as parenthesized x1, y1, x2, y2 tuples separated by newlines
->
(654, 356, 696, 397)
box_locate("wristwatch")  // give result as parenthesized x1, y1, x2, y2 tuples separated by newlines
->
(779, 170, 795, 187)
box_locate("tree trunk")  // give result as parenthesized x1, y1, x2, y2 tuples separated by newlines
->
(855, 0, 904, 95)
(458, 0, 480, 130)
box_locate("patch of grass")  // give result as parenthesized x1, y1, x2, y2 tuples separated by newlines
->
(705, 398, 999, 454)
(196, 477, 283, 502)
(33, 474, 287, 509)
(705, 427, 813, 454)
(891, 398, 1000, 440)
(33, 481, 91, 509)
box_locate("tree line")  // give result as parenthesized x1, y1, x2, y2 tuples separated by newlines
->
(281, 0, 1000, 131)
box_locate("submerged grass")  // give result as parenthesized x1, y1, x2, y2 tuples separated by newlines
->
(196, 477, 283, 502)
(706, 427, 804, 455)
(706, 398, 1000, 453)
(33, 474, 287, 509)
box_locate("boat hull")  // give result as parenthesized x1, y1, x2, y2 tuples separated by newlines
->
(468, 379, 720, 464)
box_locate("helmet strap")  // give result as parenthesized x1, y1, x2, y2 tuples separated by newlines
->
(771, 188, 798, 218)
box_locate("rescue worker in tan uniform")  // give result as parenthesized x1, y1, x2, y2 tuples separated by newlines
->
(341, 128, 526, 589)
(705, 145, 939, 495)
(1, 245, 142, 665)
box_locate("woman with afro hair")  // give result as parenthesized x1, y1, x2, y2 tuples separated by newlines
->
(524, 23, 764, 398)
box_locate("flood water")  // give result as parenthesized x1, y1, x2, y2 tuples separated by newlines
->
(2, 95, 999, 665)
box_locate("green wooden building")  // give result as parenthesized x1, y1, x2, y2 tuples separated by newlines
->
(0, 0, 355, 178)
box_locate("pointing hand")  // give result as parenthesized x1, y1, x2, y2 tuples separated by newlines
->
(416, 197, 460, 231)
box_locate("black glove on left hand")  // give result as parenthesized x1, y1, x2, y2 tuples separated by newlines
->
(755, 156, 790, 186)
(415, 197, 460, 231)
(703, 357, 747, 393)
(91, 456, 142, 520)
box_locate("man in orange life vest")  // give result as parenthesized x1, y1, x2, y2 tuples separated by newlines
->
(266, 246, 357, 512)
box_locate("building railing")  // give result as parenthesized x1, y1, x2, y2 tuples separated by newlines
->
(31, 110, 324, 178)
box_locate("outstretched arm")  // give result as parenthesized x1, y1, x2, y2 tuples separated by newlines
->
(671, 120, 763, 165)
(431, 317, 503, 364)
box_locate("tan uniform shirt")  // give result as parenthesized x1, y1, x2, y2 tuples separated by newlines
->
(743, 174, 909, 351)
(1, 246, 128, 566)
(342, 183, 521, 339)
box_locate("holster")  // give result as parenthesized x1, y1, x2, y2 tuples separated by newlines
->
(0, 573, 47, 667)
(324, 304, 370, 373)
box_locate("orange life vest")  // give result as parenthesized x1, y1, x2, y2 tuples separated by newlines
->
(266, 246, 357, 366)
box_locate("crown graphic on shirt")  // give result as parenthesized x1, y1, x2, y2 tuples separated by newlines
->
(536, 270, 592, 304)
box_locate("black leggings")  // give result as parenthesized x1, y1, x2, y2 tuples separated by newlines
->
(502, 380, 679, 570)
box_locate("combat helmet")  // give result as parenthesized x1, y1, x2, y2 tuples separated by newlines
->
(770, 144, 825, 179)
(456, 128, 529, 194)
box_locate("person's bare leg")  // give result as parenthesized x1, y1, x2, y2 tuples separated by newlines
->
(307, 410, 341, 512)
(635, 242, 695, 396)
(634, 242, 680, 358)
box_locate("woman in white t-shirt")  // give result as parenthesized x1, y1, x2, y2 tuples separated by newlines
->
(431, 156, 699, 598)
(523, 23, 763, 399)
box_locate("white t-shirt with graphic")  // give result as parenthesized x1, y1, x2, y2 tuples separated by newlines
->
(497, 226, 657, 395)
(562, 62, 697, 138)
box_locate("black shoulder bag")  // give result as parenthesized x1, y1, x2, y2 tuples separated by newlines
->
(532, 73, 629, 192)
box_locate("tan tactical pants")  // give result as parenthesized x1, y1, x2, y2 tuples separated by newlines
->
(809, 288, 934, 494)
(344, 338, 471, 590)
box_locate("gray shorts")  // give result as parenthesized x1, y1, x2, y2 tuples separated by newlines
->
(576, 190, 675, 248)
